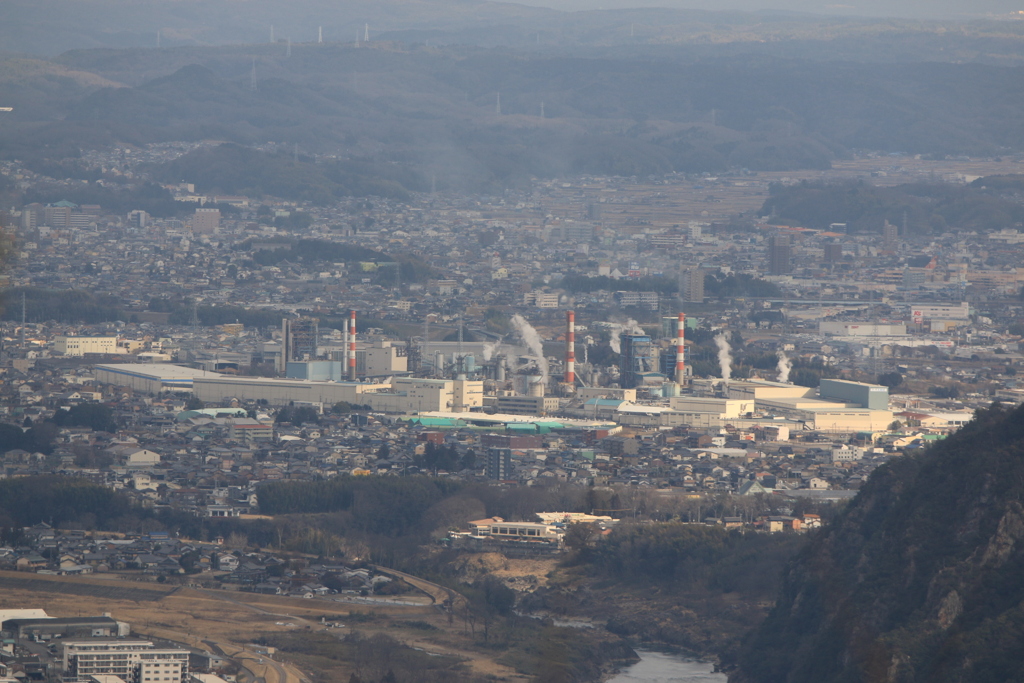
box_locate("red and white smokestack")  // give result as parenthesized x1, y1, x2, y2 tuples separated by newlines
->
(564, 311, 576, 385)
(348, 310, 357, 381)
(675, 312, 686, 385)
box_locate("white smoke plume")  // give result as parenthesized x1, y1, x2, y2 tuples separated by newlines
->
(776, 350, 792, 383)
(511, 314, 548, 386)
(715, 331, 733, 381)
(608, 319, 644, 354)
(481, 342, 499, 361)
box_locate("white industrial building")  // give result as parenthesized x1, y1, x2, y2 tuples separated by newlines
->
(910, 302, 970, 321)
(819, 322, 907, 337)
(670, 396, 755, 419)
(193, 376, 382, 406)
(94, 364, 224, 393)
(192, 375, 483, 414)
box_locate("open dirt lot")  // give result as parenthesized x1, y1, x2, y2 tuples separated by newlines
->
(0, 570, 530, 682)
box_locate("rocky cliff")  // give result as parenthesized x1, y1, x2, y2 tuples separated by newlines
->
(732, 402, 1024, 683)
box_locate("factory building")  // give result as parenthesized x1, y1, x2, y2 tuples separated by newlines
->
(95, 364, 224, 393)
(2, 616, 127, 640)
(716, 379, 893, 434)
(819, 322, 907, 337)
(619, 334, 658, 389)
(819, 379, 890, 410)
(370, 378, 483, 413)
(353, 340, 408, 377)
(669, 397, 755, 418)
(724, 380, 815, 401)
(192, 375, 482, 414)
(193, 375, 382, 407)
(287, 343, 412, 381)
(493, 395, 560, 415)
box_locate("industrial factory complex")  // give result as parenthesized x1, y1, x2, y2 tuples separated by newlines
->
(91, 310, 896, 434)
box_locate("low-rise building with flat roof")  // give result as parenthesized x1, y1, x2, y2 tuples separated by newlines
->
(95, 364, 223, 394)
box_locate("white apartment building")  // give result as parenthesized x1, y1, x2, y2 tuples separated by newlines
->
(60, 639, 188, 683)
(54, 336, 118, 356)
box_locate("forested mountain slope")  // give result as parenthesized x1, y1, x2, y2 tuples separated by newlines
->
(732, 402, 1024, 683)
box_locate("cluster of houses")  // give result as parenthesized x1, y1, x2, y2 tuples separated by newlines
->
(0, 524, 401, 600)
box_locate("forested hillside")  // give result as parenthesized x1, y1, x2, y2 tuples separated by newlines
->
(732, 402, 1024, 683)
(3, 45, 1024, 194)
(760, 178, 1024, 234)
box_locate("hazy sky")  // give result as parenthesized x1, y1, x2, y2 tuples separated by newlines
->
(511, 0, 1023, 19)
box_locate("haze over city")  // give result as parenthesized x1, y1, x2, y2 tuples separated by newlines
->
(1, 1, 1024, 682)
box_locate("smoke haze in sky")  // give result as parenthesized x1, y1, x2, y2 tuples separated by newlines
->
(510, 0, 1020, 19)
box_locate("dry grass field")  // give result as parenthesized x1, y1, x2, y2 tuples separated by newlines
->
(0, 570, 531, 682)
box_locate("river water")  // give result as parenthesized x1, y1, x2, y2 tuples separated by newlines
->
(606, 650, 727, 683)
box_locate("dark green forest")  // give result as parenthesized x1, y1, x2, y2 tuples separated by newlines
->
(0, 476, 132, 535)
(22, 181, 183, 217)
(148, 143, 419, 203)
(584, 522, 804, 597)
(734, 402, 1024, 683)
(1, 288, 123, 325)
(760, 178, 1024, 234)
(236, 238, 388, 265)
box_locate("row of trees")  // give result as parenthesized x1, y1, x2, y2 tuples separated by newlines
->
(559, 271, 781, 299)
(0, 405, 118, 457)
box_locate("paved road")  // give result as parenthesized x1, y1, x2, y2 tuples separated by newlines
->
(372, 565, 468, 613)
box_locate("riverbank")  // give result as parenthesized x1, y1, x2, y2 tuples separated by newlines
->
(605, 650, 727, 683)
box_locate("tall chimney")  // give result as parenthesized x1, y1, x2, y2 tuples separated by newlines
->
(279, 318, 291, 375)
(348, 310, 357, 381)
(564, 311, 575, 385)
(675, 312, 686, 385)
(342, 318, 349, 372)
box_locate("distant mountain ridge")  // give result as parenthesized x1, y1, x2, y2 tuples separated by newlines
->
(732, 402, 1024, 683)
(4, 43, 1024, 195)
(4, 0, 1024, 60)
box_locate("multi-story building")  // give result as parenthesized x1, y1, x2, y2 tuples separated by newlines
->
(823, 242, 843, 263)
(613, 291, 659, 310)
(883, 220, 899, 248)
(44, 201, 74, 229)
(680, 268, 704, 302)
(54, 336, 118, 356)
(494, 395, 559, 415)
(523, 290, 560, 308)
(192, 208, 221, 234)
(60, 639, 188, 683)
(486, 448, 512, 480)
(768, 234, 792, 275)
